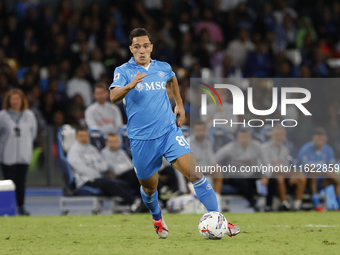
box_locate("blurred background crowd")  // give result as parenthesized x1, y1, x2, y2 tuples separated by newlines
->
(1, 0, 340, 193)
(2, 0, 340, 130)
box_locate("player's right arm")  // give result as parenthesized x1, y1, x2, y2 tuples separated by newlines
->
(110, 71, 147, 103)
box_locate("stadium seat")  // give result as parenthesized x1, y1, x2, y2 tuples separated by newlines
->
(57, 125, 103, 196)
(118, 125, 132, 158)
(88, 128, 106, 151)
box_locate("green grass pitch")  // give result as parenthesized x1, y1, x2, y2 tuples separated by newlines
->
(1, 212, 339, 255)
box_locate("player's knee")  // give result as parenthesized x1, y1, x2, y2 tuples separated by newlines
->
(142, 186, 157, 195)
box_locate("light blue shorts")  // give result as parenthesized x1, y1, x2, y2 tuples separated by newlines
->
(130, 125, 191, 180)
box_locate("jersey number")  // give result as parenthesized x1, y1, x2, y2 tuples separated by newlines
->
(176, 136, 190, 147)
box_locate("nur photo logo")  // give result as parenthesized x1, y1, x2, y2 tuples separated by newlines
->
(196, 81, 312, 128)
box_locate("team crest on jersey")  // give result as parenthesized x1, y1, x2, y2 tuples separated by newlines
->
(135, 83, 144, 93)
(158, 71, 165, 77)
(114, 73, 120, 81)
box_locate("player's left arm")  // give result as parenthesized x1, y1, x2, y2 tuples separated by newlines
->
(167, 76, 185, 126)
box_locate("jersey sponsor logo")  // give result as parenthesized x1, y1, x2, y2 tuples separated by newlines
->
(114, 73, 120, 81)
(135, 83, 144, 92)
(158, 71, 165, 77)
(145, 81, 167, 90)
(133, 81, 167, 93)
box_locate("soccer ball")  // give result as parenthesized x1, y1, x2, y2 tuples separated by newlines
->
(198, 211, 228, 240)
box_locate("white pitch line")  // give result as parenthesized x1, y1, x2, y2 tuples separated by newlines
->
(79, 224, 122, 227)
(246, 225, 339, 228)
(305, 224, 338, 228)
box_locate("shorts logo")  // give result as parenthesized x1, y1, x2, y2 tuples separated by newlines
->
(206, 184, 212, 190)
(158, 71, 165, 77)
(114, 73, 120, 81)
(135, 83, 144, 93)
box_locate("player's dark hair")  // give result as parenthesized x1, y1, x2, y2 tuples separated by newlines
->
(314, 127, 327, 136)
(94, 82, 108, 90)
(76, 126, 88, 134)
(129, 28, 152, 45)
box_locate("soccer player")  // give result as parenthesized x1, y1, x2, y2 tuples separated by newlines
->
(109, 28, 240, 238)
(297, 128, 340, 211)
(262, 125, 306, 211)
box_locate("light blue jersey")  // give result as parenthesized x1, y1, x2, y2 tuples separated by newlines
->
(297, 141, 335, 165)
(109, 57, 176, 139)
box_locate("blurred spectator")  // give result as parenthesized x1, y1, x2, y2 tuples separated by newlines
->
(0, 0, 7, 25)
(234, 1, 256, 31)
(0, 89, 37, 215)
(244, 41, 273, 77)
(316, 7, 338, 41)
(39, 64, 65, 93)
(26, 86, 45, 131)
(259, 2, 275, 32)
(52, 111, 65, 128)
(262, 125, 306, 211)
(89, 47, 106, 81)
(195, 9, 223, 43)
(274, 14, 297, 51)
(66, 66, 92, 107)
(58, 0, 73, 23)
(67, 127, 136, 205)
(47, 33, 71, 65)
(39, 91, 61, 125)
(275, 59, 299, 77)
(225, 29, 255, 68)
(85, 83, 123, 135)
(103, 40, 123, 77)
(215, 128, 263, 210)
(20, 71, 37, 93)
(300, 64, 312, 78)
(273, 0, 297, 25)
(296, 16, 317, 49)
(313, 48, 330, 77)
(153, 28, 176, 64)
(68, 94, 86, 128)
(101, 133, 140, 194)
(14, 0, 38, 22)
(297, 128, 339, 212)
(177, 12, 191, 35)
